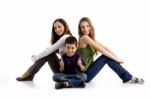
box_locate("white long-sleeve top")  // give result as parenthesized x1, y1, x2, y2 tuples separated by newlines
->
(31, 34, 70, 62)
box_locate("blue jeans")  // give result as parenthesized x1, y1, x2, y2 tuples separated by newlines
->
(53, 73, 87, 87)
(85, 55, 132, 83)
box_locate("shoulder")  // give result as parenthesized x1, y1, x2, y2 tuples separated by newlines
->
(80, 35, 93, 42)
(62, 54, 67, 60)
(62, 54, 67, 58)
(75, 52, 85, 63)
(57, 34, 71, 43)
(79, 35, 96, 46)
(75, 52, 82, 58)
(62, 34, 71, 39)
(75, 52, 80, 56)
(80, 35, 89, 39)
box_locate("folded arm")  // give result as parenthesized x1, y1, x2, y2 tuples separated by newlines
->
(31, 35, 70, 62)
(80, 35, 124, 63)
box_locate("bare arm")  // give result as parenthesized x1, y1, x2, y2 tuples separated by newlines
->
(80, 35, 123, 63)
(97, 41, 118, 57)
(59, 59, 64, 72)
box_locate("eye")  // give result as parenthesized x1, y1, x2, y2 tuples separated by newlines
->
(54, 26, 58, 30)
(58, 26, 61, 28)
(86, 25, 90, 28)
(81, 26, 85, 29)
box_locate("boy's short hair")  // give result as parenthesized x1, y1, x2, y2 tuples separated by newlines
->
(65, 36, 78, 46)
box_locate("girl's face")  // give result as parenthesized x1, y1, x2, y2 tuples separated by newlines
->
(54, 21, 65, 36)
(80, 21, 90, 35)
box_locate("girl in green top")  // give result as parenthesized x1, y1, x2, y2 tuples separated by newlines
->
(77, 17, 144, 84)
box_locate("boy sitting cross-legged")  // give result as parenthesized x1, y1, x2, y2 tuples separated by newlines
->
(52, 36, 87, 89)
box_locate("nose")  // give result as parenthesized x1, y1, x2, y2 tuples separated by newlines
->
(68, 48, 72, 53)
(55, 28, 59, 32)
(84, 27, 88, 31)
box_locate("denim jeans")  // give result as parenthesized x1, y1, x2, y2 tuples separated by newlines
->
(85, 55, 132, 83)
(53, 73, 87, 87)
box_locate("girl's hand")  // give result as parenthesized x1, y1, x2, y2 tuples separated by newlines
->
(116, 58, 124, 64)
(59, 59, 64, 72)
(31, 55, 38, 62)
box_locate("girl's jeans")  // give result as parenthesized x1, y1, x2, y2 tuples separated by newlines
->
(27, 52, 60, 76)
(85, 55, 132, 83)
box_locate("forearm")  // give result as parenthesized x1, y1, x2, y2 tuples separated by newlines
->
(99, 46, 122, 62)
(35, 47, 55, 60)
(98, 41, 117, 57)
(105, 48, 117, 57)
(60, 66, 64, 72)
(78, 64, 85, 71)
(96, 41, 121, 61)
(82, 36, 122, 63)
(59, 59, 64, 72)
(32, 35, 70, 61)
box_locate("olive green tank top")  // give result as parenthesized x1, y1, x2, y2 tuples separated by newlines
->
(78, 45, 95, 70)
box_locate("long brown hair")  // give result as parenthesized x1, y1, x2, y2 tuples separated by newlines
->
(78, 17, 95, 41)
(51, 18, 72, 45)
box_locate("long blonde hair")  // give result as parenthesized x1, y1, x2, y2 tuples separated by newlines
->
(78, 17, 98, 54)
(78, 17, 95, 41)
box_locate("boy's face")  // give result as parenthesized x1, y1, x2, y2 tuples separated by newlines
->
(65, 43, 77, 57)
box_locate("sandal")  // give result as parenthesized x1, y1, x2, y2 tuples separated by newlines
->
(127, 77, 144, 84)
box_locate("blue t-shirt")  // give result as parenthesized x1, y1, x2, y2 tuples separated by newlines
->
(62, 52, 86, 74)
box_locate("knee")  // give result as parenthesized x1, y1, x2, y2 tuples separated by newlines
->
(52, 73, 60, 81)
(52, 74, 56, 81)
(82, 73, 87, 81)
(85, 78, 91, 83)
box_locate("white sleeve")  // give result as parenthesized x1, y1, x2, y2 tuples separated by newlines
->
(31, 35, 70, 62)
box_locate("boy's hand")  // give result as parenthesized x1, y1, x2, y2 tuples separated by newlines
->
(77, 57, 85, 71)
(77, 57, 82, 66)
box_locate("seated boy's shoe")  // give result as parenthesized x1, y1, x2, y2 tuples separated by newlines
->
(55, 82, 64, 89)
(16, 75, 34, 81)
(127, 77, 144, 84)
(64, 82, 72, 88)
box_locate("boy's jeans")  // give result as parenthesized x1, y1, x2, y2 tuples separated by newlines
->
(53, 73, 87, 87)
(85, 55, 132, 83)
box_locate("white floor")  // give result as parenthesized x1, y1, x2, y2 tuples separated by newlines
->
(0, 62, 149, 99)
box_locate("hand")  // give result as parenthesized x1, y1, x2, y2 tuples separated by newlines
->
(59, 59, 64, 72)
(116, 58, 124, 64)
(80, 65, 85, 71)
(77, 57, 85, 71)
(31, 55, 38, 62)
(77, 57, 82, 66)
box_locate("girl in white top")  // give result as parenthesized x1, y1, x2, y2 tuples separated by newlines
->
(16, 18, 72, 81)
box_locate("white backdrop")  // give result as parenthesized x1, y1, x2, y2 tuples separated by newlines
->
(0, 0, 150, 99)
